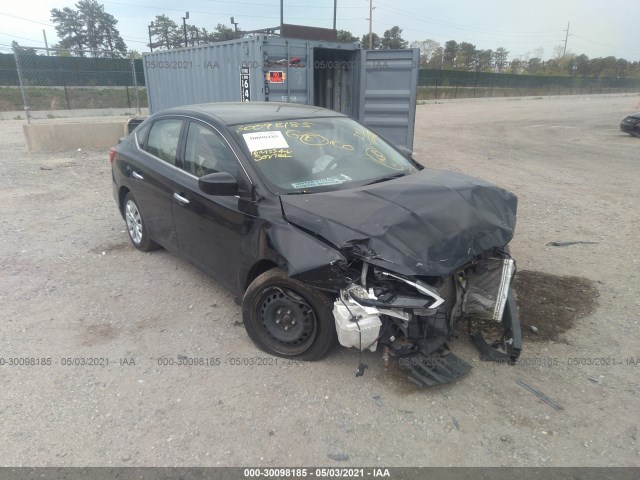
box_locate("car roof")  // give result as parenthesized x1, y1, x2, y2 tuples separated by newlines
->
(159, 102, 345, 126)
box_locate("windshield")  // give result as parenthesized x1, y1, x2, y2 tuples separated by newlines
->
(231, 117, 418, 193)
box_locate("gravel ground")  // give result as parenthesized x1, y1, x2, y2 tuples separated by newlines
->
(0, 94, 639, 467)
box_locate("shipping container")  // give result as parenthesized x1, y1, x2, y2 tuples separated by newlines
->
(143, 35, 419, 150)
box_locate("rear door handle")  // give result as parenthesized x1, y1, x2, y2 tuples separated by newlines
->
(173, 193, 190, 205)
(131, 170, 144, 180)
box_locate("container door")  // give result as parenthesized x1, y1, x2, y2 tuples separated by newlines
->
(358, 49, 419, 151)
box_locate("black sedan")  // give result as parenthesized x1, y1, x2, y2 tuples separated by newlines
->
(111, 102, 521, 386)
(620, 112, 640, 137)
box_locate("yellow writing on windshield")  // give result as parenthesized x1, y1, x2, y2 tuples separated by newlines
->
(252, 148, 294, 161)
(236, 121, 313, 132)
(365, 147, 404, 170)
(354, 128, 378, 146)
(285, 130, 328, 145)
(286, 130, 354, 150)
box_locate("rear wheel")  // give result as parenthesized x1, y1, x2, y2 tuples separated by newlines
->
(123, 192, 158, 252)
(242, 268, 337, 361)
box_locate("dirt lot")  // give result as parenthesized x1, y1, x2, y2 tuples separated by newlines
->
(0, 95, 639, 467)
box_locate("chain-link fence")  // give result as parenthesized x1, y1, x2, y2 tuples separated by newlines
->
(5, 46, 145, 122)
(3, 47, 639, 119)
(417, 68, 640, 101)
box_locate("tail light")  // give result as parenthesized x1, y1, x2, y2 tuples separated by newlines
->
(109, 147, 117, 164)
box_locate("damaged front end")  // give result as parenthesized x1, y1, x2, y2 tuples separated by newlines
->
(331, 249, 521, 387)
(279, 168, 521, 386)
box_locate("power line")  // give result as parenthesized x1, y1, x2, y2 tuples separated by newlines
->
(0, 32, 46, 44)
(571, 34, 628, 50)
(0, 11, 54, 27)
(374, 20, 559, 46)
(101, 0, 362, 19)
(374, 2, 560, 36)
(199, 0, 364, 7)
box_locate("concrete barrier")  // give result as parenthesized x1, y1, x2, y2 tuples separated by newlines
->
(23, 120, 128, 152)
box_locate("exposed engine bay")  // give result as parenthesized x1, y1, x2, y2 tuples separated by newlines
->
(331, 248, 521, 387)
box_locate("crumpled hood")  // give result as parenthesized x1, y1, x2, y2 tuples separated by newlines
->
(279, 168, 517, 277)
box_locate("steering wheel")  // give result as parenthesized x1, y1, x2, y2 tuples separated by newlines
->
(323, 154, 352, 171)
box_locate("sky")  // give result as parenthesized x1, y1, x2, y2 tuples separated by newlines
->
(0, 0, 638, 61)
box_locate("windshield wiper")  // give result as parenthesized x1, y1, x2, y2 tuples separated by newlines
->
(364, 172, 406, 186)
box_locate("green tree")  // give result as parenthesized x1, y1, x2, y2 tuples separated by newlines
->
(337, 30, 358, 43)
(381, 26, 407, 49)
(591, 56, 618, 77)
(476, 49, 493, 71)
(509, 58, 524, 74)
(199, 27, 215, 44)
(361, 32, 381, 49)
(410, 39, 441, 67)
(185, 25, 202, 46)
(51, 0, 126, 57)
(443, 40, 458, 67)
(616, 58, 629, 77)
(211, 23, 241, 42)
(149, 15, 180, 50)
(493, 47, 509, 73)
(98, 8, 127, 56)
(458, 41, 477, 70)
(572, 54, 590, 76)
(51, 6, 85, 55)
(427, 47, 444, 68)
(77, 0, 103, 52)
(526, 57, 544, 74)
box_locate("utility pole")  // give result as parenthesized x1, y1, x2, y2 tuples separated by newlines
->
(563, 22, 570, 56)
(368, 0, 373, 49)
(333, 0, 337, 30)
(182, 11, 189, 48)
(42, 29, 50, 56)
(148, 22, 154, 52)
(280, 0, 284, 35)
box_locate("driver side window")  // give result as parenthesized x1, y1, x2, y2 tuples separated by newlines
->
(184, 122, 238, 177)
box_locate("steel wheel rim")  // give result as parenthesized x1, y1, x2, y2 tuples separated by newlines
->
(125, 200, 143, 245)
(257, 287, 317, 355)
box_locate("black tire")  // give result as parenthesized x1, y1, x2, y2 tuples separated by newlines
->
(242, 268, 337, 361)
(123, 192, 158, 252)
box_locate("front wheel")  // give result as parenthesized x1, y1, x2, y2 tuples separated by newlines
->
(242, 268, 337, 361)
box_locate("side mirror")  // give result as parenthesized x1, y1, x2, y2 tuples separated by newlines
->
(199, 171, 238, 196)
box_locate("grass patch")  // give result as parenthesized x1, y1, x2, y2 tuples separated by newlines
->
(0, 86, 147, 111)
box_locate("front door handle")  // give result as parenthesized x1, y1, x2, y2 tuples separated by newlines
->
(131, 170, 144, 180)
(173, 193, 190, 205)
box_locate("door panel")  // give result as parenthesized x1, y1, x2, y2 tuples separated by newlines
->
(171, 174, 247, 290)
(126, 156, 179, 251)
(127, 118, 184, 251)
(358, 49, 419, 151)
(172, 121, 249, 291)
